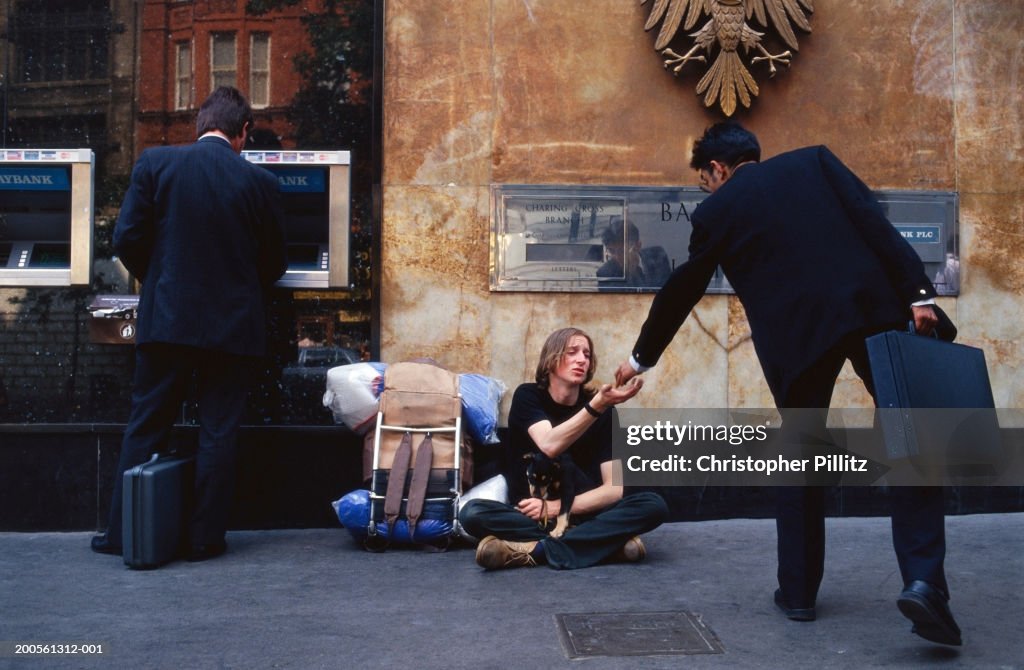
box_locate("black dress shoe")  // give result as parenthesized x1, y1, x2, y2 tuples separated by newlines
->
(187, 541, 227, 562)
(897, 580, 962, 646)
(774, 589, 816, 622)
(90, 534, 122, 556)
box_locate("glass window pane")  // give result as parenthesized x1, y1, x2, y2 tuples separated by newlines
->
(177, 43, 190, 72)
(250, 33, 270, 108)
(176, 43, 192, 110)
(252, 33, 269, 67)
(213, 71, 236, 89)
(212, 34, 236, 68)
(89, 35, 108, 79)
(251, 73, 268, 107)
(67, 41, 86, 80)
(211, 33, 237, 90)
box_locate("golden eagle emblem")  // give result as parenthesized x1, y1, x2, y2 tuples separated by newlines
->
(642, 0, 813, 116)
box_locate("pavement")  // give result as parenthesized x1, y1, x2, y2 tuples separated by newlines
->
(1, 513, 1022, 670)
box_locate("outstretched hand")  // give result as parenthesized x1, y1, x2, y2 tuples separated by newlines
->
(591, 376, 643, 412)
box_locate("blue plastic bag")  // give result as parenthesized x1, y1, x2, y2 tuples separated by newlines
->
(459, 374, 506, 445)
(331, 489, 453, 544)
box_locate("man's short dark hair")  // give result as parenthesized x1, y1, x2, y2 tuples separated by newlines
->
(196, 86, 254, 139)
(690, 122, 761, 171)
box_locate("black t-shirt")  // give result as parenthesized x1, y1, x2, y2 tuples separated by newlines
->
(505, 382, 612, 503)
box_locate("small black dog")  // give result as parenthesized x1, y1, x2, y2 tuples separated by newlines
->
(523, 451, 576, 538)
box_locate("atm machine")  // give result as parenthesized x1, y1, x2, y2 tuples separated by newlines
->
(242, 150, 351, 288)
(0, 148, 94, 286)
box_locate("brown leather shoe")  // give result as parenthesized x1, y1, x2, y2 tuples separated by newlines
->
(475, 536, 538, 570)
(610, 536, 646, 563)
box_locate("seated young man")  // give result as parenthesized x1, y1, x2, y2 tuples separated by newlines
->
(459, 327, 669, 570)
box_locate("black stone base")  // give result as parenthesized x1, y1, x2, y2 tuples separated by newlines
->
(1, 425, 1022, 531)
(0, 424, 366, 532)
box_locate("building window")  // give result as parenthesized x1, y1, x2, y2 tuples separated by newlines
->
(175, 42, 194, 111)
(250, 33, 271, 109)
(211, 33, 237, 89)
(10, 0, 110, 83)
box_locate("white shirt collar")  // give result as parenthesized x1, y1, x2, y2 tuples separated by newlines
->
(198, 132, 232, 145)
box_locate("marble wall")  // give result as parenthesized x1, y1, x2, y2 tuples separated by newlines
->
(381, 0, 1024, 419)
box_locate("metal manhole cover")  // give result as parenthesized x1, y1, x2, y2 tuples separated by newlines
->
(555, 611, 724, 659)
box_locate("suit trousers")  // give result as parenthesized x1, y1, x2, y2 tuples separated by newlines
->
(776, 329, 947, 606)
(105, 343, 254, 548)
(459, 492, 669, 569)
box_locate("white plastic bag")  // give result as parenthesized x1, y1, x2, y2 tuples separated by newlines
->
(322, 362, 387, 434)
(456, 474, 509, 542)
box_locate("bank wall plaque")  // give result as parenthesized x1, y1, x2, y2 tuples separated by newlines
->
(642, 0, 814, 116)
(490, 184, 959, 296)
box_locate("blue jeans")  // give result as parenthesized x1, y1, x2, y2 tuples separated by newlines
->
(459, 492, 669, 569)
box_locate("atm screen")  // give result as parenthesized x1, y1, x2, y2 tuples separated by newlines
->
(27, 243, 70, 268)
(0, 243, 11, 266)
(287, 243, 328, 270)
(266, 166, 329, 246)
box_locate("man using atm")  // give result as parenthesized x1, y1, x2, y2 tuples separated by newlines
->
(91, 87, 287, 562)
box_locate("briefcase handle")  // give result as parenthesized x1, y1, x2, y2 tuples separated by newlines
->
(907, 305, 958, 342)
(907, 320, 939, 339)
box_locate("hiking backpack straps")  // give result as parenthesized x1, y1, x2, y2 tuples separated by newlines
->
(383, 431, 413, 530)
(405, 433, 434, 537)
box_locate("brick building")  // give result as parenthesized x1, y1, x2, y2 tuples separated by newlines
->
(137, 0, 323, 148)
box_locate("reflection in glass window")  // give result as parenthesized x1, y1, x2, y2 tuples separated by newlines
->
(7, 114, 107, 150)
(11, 0, 110, 83)
(250, 33, 271, 109)
(175, 42, 193, 111)
(211, 33, 237, 89)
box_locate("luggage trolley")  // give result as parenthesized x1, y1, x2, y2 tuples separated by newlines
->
(366, 361, 465, 549)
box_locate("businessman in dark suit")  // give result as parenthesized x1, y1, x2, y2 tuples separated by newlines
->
(91, 87, 287, 562)
(614, 122, 961, 645)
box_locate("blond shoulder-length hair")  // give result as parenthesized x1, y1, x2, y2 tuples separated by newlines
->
(534, 327, 597, 395)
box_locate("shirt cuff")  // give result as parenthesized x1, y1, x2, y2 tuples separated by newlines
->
(629, 355, 651, 373)
(911, 298, 936, 307)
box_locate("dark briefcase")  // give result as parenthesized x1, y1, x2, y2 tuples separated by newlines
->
(122, 453, 195, 569)
(866, 325, 999, 465)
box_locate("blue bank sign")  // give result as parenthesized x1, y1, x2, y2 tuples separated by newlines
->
(273, 168, 325, 193)
(0, 167, 70, 191)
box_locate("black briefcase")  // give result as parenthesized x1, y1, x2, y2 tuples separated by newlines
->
(866, 324, 999, 466)
(122, 453, 195, 569)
